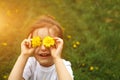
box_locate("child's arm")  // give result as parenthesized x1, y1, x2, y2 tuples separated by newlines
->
(8, 54, 28, 80)
(8, 39, 34, 80)
(51, 38, 73, 80)
(54, 59, 73, 80)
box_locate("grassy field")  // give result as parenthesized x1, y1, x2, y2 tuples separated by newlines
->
(0, 0, 120, 80)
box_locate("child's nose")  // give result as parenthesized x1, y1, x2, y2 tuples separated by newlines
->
(40, 44, 47, 51)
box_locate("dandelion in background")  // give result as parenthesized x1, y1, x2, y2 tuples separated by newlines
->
(3, 75, 7, 79)
(72, 41, 80, 48)
(89, 66, 94, 71)
(81, 63, 85, 67)
(76, 41, 80, 45)
(1, 42, 7, 46)
(67, 35, 72, 39)
(73, 44, 77, 48)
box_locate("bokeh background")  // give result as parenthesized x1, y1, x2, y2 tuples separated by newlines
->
(0, 0, 120, 80)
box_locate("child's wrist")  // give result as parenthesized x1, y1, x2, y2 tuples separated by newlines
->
(20, 53, 30, 58)
(53, 57, 62, 63)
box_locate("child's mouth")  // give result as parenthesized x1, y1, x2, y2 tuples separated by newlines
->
(38, 53, 51, 57)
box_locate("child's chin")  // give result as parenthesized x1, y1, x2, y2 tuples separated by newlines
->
(40, 61, 53, 67)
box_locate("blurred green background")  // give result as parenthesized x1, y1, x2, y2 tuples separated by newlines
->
(0, 0, 120, 80)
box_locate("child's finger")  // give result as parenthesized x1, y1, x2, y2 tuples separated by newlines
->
(28, 33, 32, 39)
(28, 39, 32, 48)
(23, 39, 32, 48)
(27, 34, 33, 48)
(52, 37, 63, 49)
(25, 41, 29, 46)
(53, 37, 63, 44)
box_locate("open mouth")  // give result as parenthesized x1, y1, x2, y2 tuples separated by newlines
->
(38, 53, 51, 57)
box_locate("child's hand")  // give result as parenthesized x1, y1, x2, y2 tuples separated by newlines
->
(21, 39, 35, 57)
(50, 37, 63, 60)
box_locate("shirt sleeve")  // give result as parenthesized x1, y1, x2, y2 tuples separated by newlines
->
(23, 57, 35, 80)
(63, 59, 74, 80)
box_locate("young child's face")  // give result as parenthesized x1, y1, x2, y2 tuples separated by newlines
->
(32, 27, 56, 67)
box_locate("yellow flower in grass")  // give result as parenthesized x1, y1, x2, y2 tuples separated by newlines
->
(73, 44, 77, 48)
(43, 36, 55, 47)
(67, 35, 72, 39)
(89, 66, 94, 71)
(76, 41, 80, 45)
(3, 75, 7, 79)
(31, 36, 41, 47)
(1, 42, 7, 46)
(81, 63, 85, 67)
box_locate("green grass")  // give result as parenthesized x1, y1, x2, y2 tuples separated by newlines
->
(0, 0, 120, 80)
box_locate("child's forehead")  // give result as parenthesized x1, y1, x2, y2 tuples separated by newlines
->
(32, 27, 57, 38)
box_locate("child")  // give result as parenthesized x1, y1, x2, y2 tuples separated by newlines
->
(8, 15, 74, 80)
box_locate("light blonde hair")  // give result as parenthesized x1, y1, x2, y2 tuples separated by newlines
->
(28, 15, 63, 39)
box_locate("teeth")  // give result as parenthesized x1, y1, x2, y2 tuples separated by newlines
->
(43, 54, 47, 56)
(39, 53, 50, 57)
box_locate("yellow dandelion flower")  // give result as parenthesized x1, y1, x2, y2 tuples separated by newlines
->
(73, 44, 77, 48)
(76, 41, 80, 45)
(43, 36, 55, 47)
(31, 36, 41, 47)
(1, 42, 7, 46)
(90, 66, 94, 71)
(3, 75, 7, 79)
(67, 35, 71, 39)
(81, 63, 85, 67)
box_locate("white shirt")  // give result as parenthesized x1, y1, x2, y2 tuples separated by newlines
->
(23, 57, 74, 80)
